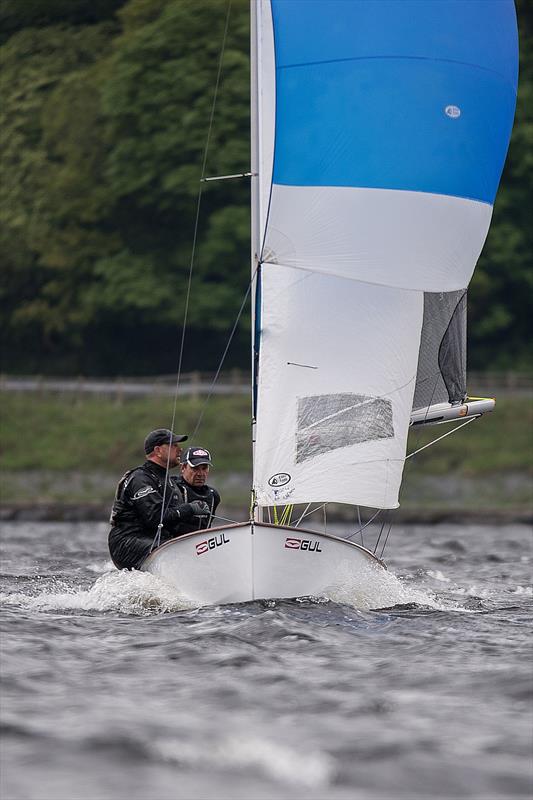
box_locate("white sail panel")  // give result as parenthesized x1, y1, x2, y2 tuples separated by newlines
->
(253, 264, 423, 508)
(256, 0, 276, 244)
(264, 185, 492, 292)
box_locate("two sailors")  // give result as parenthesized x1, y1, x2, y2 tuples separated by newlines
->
(108, 429, 219, 570)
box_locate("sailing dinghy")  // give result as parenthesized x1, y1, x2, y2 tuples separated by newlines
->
(141, 0, 518, 606)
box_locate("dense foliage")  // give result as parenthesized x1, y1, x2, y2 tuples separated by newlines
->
(1, 0, 531, 375)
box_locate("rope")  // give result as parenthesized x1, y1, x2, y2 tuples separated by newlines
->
(152, 1, 233, 551)
(279, 504, 293, 526)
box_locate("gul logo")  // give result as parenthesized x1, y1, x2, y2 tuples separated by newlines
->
(196, 532, 230, 555)
(284, 537, 322, 553)
(192, 449, 209, 456)
(445, 105, 461, 119)
(268, 473, 291, 487)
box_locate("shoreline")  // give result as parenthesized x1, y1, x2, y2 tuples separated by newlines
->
(2, 503, 531, 525)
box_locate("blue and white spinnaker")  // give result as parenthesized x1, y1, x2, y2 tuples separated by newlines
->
(252, 0, 518, 509)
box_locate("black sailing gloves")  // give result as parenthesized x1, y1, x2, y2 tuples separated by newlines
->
(185, 500, 211, 519)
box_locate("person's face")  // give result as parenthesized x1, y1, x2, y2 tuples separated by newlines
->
(152, 442, 182, 468)
(181, 462, 210, 486)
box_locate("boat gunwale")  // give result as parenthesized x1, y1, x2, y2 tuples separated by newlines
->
(140, 519, 386, 569)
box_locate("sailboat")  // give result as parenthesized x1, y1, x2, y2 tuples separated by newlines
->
(141, 0, 518, 606)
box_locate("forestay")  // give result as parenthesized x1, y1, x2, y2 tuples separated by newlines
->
(252, 0, 518, 509)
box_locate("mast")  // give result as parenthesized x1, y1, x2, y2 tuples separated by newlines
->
(250, 0, 261, 522)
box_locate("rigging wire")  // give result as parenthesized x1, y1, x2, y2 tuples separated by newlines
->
(286, 503, 328, 528)
(190, 275, 254, 440)
(211, 513, 242, 525)
(151, 0, 233, 551)
(406, 414, 479, 460)
(171, 0, 233, 426)
(345, 508, 382, 541)
(407, 372, 441, 472)
(294, 503, 312, 528)
(379, 519, 394, 559)
(374, 515, 387, 555)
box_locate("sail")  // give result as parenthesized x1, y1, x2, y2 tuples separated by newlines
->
(412, 290, 467, 412)
(252, 0, 518, 509)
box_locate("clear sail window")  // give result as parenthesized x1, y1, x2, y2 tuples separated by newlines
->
(296, 393, 394, 463)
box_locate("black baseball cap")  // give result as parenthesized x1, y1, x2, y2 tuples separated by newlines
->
(144, 428, 188, 455)
(180, 446, 213, 466)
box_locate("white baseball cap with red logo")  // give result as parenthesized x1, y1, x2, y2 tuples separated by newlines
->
(181, 446, 213, 466)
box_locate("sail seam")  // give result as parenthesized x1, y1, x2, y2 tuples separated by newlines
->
(266, 184, 494, 208)
(259, 259, 429, 294)
(277, 55, 517, 94)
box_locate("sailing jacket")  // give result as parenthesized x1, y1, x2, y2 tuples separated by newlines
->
(108, 460, 200, 570)
(173, 476, 220, 534)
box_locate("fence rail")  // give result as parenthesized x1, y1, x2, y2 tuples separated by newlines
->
(0, 371, 531, 398)
(0, 371, 249, 398)
(466, 372, 533, 394)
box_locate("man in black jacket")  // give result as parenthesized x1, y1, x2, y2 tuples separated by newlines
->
(108, 429, 211, 570)
(174, 446, 221, 534)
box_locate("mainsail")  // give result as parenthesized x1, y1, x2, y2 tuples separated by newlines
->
(251, 0, 518, 509)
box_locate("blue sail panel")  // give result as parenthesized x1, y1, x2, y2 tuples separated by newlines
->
(272, 0, 518, 88)
(270, 0, 518, 203)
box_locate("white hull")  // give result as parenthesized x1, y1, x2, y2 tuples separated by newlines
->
(140, 521, 386, 607)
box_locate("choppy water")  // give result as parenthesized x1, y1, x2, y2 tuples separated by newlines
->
(0, 521, 531, 800)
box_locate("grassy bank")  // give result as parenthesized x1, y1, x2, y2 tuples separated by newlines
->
(1, 390, 531, 512)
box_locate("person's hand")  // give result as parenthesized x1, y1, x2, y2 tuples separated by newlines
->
(189, 500, 210, 517)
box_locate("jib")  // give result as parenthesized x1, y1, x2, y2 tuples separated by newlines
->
(196, 532, 230, 556)
(284, 537, 322, 552)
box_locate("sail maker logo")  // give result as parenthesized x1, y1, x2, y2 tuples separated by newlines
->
(445, 104, 461, 119)
(268, 473, 291, 487)
(285, 537, 322, 553)
(195, 532, 230, 555)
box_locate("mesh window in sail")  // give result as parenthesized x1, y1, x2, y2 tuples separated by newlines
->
(413, 290, 467, 411)
(296, 393, 394, 463)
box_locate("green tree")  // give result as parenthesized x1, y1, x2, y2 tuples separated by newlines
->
(468, 0, 533, 370)
(0, 0, 531, 375)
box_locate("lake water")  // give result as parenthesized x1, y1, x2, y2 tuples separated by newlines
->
(1, 520, 531, 800)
